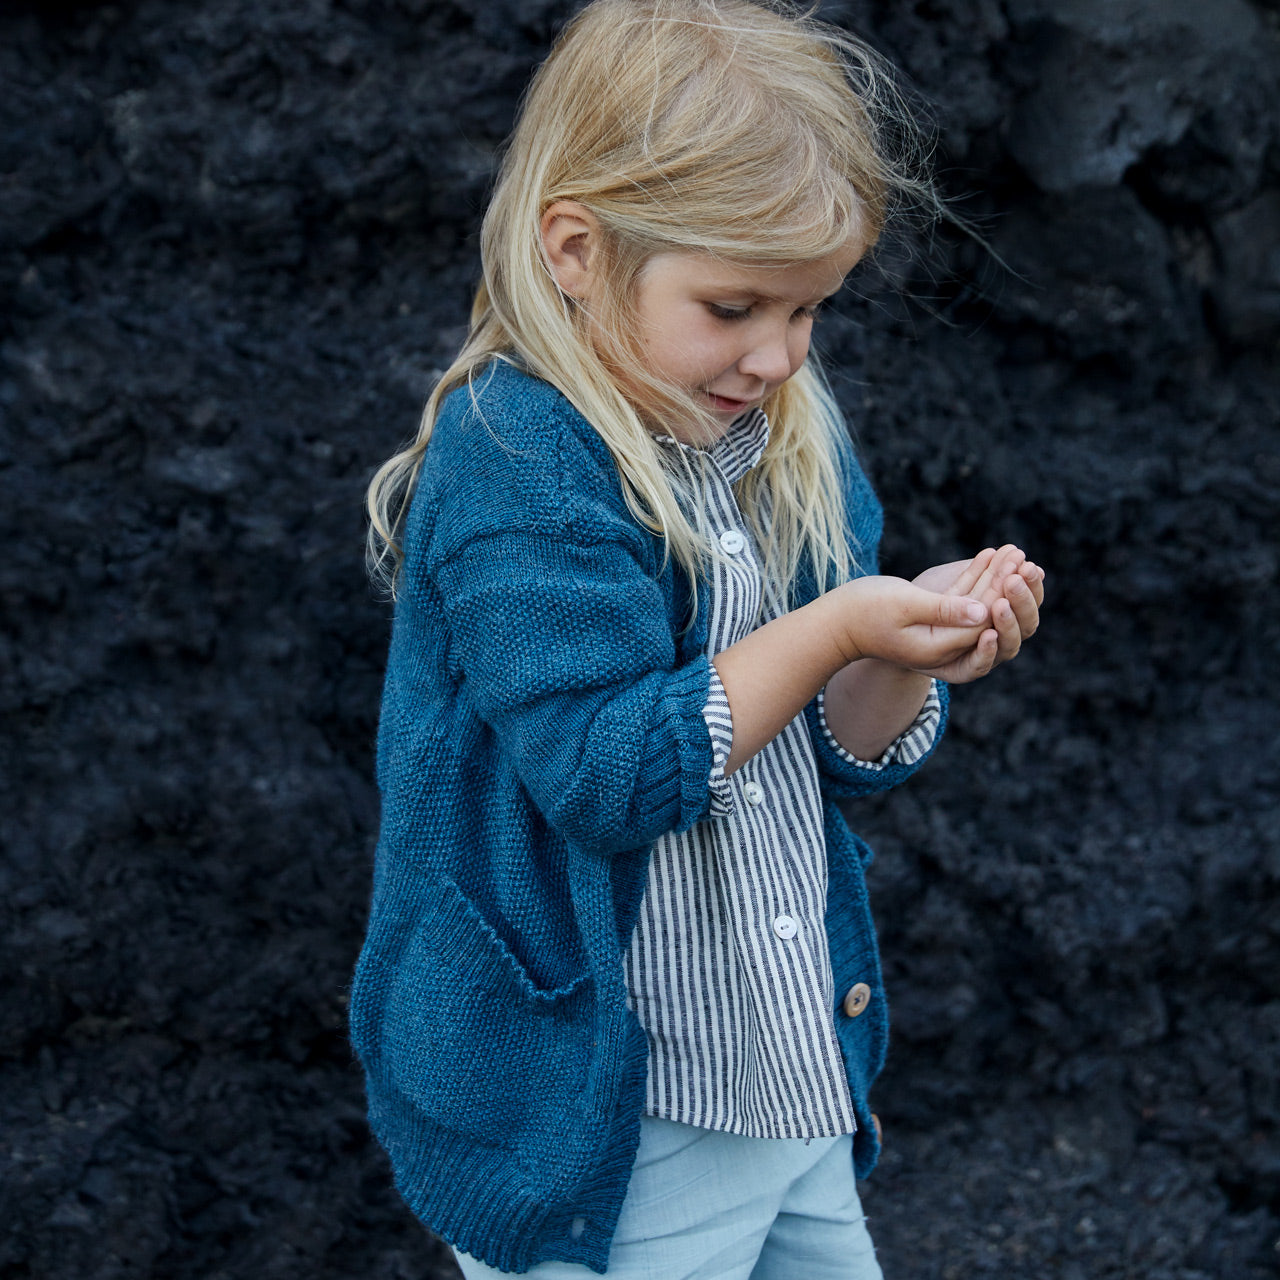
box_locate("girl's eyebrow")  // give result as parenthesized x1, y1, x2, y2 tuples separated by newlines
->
(706, 283, 846, 305)
(706, 280, 844, 304)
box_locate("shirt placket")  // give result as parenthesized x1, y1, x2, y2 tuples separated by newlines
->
(701, 457, 855, 1135)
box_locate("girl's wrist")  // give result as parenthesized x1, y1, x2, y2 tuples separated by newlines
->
(828, 658, 932, 713)
(824, 577, 882, 666)
(853, 656, 933, 686)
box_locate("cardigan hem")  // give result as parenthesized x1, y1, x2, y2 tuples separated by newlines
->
(370, 1015, 650, 1275)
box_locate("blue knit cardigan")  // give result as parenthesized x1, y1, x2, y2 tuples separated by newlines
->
(349, 359, 948, 1274)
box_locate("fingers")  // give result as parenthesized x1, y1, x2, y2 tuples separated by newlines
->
(957, 547, 1002, 602)
(991, 593, 1023, 664)
(931, 592, 989, 629)
(1018, 560, 1046, 609)
(944, 547, 996, 597)
(933, 627, 1000, 684)
(972, 627, 1000, 676)
(966, 543, 1026, 609)
(1002, 567, 1041, 644)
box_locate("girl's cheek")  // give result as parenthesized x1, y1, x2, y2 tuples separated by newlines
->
(791, 324, 814, 368)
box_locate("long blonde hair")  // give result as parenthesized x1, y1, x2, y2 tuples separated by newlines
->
(368, 0, 937, 597)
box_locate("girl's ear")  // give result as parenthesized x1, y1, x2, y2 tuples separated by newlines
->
(540, 201, 599, 299)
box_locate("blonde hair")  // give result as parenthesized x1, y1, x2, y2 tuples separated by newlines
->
(368, 0, 937, 598)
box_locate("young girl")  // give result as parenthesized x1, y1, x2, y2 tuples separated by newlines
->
(350, 2, 1043, 1276)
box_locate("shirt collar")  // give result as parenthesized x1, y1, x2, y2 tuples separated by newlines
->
(655, 407, 771, 485)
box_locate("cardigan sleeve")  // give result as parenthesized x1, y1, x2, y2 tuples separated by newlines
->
(409, 365, 722, 857)
(432, 527, 716, 856)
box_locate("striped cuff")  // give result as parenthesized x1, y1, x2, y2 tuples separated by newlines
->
(817, 679, 943, 771)
(702, 664, 735, 817)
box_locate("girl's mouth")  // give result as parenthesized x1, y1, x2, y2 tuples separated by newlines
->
(704, 392, 752, 414)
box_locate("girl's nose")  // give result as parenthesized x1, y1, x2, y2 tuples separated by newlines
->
(738, 324, 805, 384)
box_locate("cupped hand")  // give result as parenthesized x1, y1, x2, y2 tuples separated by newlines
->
(910, 544, 1045, 682)
(835, 575, 992, 677)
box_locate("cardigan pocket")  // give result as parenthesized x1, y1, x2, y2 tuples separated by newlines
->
(378, 874, 597, 1150)
(426, 873, 592, 1003)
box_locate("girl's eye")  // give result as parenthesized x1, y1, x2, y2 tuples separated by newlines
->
(704, 302, 824, 322)
(706, 303, 751, 321)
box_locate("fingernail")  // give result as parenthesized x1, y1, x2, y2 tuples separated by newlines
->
(965, 603, 986, 623)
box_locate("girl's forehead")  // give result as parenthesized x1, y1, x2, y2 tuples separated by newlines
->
(650, 243, 864, 300)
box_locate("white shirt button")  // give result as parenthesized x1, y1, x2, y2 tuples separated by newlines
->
(773, 914, 798, 940)
(718, 529, 746, 555)
(743, 781, 765, 806)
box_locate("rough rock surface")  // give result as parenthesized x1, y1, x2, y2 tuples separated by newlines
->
(1, 1, 1277, 1277)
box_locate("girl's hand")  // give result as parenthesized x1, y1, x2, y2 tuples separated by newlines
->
(833, 576, 993, 676)
(910, 545, 1044, 683)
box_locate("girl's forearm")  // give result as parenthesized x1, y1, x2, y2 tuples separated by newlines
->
(711, 576, 982, 775)
(820, 659, 932, 761)
(715, 633, 930, 774)
(711, 590, 856, 776)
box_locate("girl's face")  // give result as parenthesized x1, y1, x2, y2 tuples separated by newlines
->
(631, 244, 863, 437)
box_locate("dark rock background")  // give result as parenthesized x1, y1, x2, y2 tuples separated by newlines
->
(1, 0, 1277, 1275)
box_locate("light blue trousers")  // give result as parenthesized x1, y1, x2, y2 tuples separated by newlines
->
(454, 1116, 884, 1279)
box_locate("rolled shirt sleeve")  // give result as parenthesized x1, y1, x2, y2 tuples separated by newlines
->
(701, 663, 736, 818)
(815, 679, 944, 771)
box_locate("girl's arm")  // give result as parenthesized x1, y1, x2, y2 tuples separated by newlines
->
(714, 549, 1045, 774)
(712, 576, 988, 775)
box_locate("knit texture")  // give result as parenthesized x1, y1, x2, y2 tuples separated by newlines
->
(349, 359, 948, 1274)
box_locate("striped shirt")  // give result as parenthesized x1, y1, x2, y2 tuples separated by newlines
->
(623, 408, 942, 1139)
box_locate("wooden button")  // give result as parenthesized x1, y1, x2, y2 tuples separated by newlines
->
(842, 982, 872, 1018)
(871, 1113, 882, 1143)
